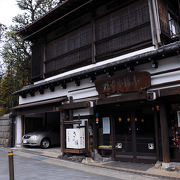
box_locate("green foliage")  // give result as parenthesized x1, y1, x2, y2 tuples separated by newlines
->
(17, 0, 60, 22)
(0, 0, 60, 114)
(0, 24, 7, 42)
(0, 67, 15, 115)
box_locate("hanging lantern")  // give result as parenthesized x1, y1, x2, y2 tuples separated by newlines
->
(96, 117, 99, 124)
(95, 113, 99, 124)
(134, 117, 138, 122)
(141, 118, 145, 123)
(156, 105, 160, 111)
(127, 117, 131, 122)
(118, 117, 122, 122)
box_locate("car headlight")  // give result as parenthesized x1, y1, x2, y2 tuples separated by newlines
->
(30, 135, 38, 140)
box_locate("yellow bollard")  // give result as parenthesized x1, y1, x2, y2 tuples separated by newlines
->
(8, 151, 14, 180)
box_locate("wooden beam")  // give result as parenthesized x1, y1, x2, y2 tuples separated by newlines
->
(59, 101, 90, 110)
(63, 149, 85, 154)
(159, 103, 170, 163)
(63, 121, 81, 125)
(160, 86, 180, 97)
(97, 92, 147, 106)
(73, 115, 94, 120)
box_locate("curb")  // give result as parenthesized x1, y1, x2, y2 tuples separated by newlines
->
(11, 149, 180, 180)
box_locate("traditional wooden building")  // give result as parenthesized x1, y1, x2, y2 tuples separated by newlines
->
(12, 0, 180, 165)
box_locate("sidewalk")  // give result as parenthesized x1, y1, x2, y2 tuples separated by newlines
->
(8, 148, 180, 180)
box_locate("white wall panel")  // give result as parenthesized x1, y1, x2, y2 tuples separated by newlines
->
(15, 116, 22, 147)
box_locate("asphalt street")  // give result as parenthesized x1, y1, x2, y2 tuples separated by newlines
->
(0, 149, 119, 180)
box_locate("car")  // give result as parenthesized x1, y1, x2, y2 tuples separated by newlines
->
(22, 128, 60, 149)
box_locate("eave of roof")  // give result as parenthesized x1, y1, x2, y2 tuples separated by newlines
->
(17, 0, 92, 39)
(14, 41, 180, 96)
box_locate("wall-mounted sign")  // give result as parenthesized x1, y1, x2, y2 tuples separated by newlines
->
(95, 71, 151, 98)
(177, 111, 180, 127)
(66, 128, 85, 149)
(102, 117, 110, 134)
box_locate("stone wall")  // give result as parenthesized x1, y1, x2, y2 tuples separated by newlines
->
(0, 114, 10, 147)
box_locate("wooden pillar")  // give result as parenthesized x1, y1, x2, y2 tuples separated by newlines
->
(160, 103, 170, 163)
(85, 121, 89, 154)
(110, 116, 115, 161)
(60, 111, 65, 156)
(131, 113, 137, 162)
(154, 107, 160, 160)
(22, 115, 25, 138)
(92, 117, 98, 151)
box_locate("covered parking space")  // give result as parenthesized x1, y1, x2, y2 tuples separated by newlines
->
(11, 97, 67, 150)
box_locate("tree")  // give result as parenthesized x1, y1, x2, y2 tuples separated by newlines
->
(0, 0, 60, 113)
(0, 24, 6, 41)
(17, 0, 60, 22)
(0, 67, 15, 115)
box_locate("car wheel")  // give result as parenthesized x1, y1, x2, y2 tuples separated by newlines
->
(41, 138, 50, 149)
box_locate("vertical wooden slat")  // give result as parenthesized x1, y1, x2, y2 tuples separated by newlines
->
(42, 38, 46, 79)
(31, 38, 44, 81)
(159, 103, 170, 163)
(60, 111, 65, 155)
(85, 121, 89, 154)
(157, 0, 170, 37)
(110, 116, 115, 161)
(154, 106, 160, 160)
(92, 18, 96, 64)
(93, 117, 98, 151)
(131, 113, 137, 162)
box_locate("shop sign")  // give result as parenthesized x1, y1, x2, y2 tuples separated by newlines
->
(66, 128, 85, 149)
(95, 71, 151, 97)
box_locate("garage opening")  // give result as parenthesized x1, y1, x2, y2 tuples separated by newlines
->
(23, 112, 60, 149)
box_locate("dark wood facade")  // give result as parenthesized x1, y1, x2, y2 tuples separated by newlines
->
(29, 0, 180, 82)
(31, 0, 154, 81)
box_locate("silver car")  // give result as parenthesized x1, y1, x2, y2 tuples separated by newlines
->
(22, 128, 60, 149)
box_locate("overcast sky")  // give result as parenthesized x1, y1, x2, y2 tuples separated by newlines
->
(0, 0, 21, 27)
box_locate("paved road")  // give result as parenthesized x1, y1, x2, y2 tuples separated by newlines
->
(0, 149, 119, 180)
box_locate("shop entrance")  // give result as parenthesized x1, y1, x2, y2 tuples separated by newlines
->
(115, 109, 156, 162)
(96, 102, 157, 163)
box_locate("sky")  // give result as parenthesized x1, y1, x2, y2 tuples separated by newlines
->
(0, 0, 22, 27)
(0, 0, 22, 69)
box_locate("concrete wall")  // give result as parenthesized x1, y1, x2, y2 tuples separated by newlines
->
(0, 114, 10, 147)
